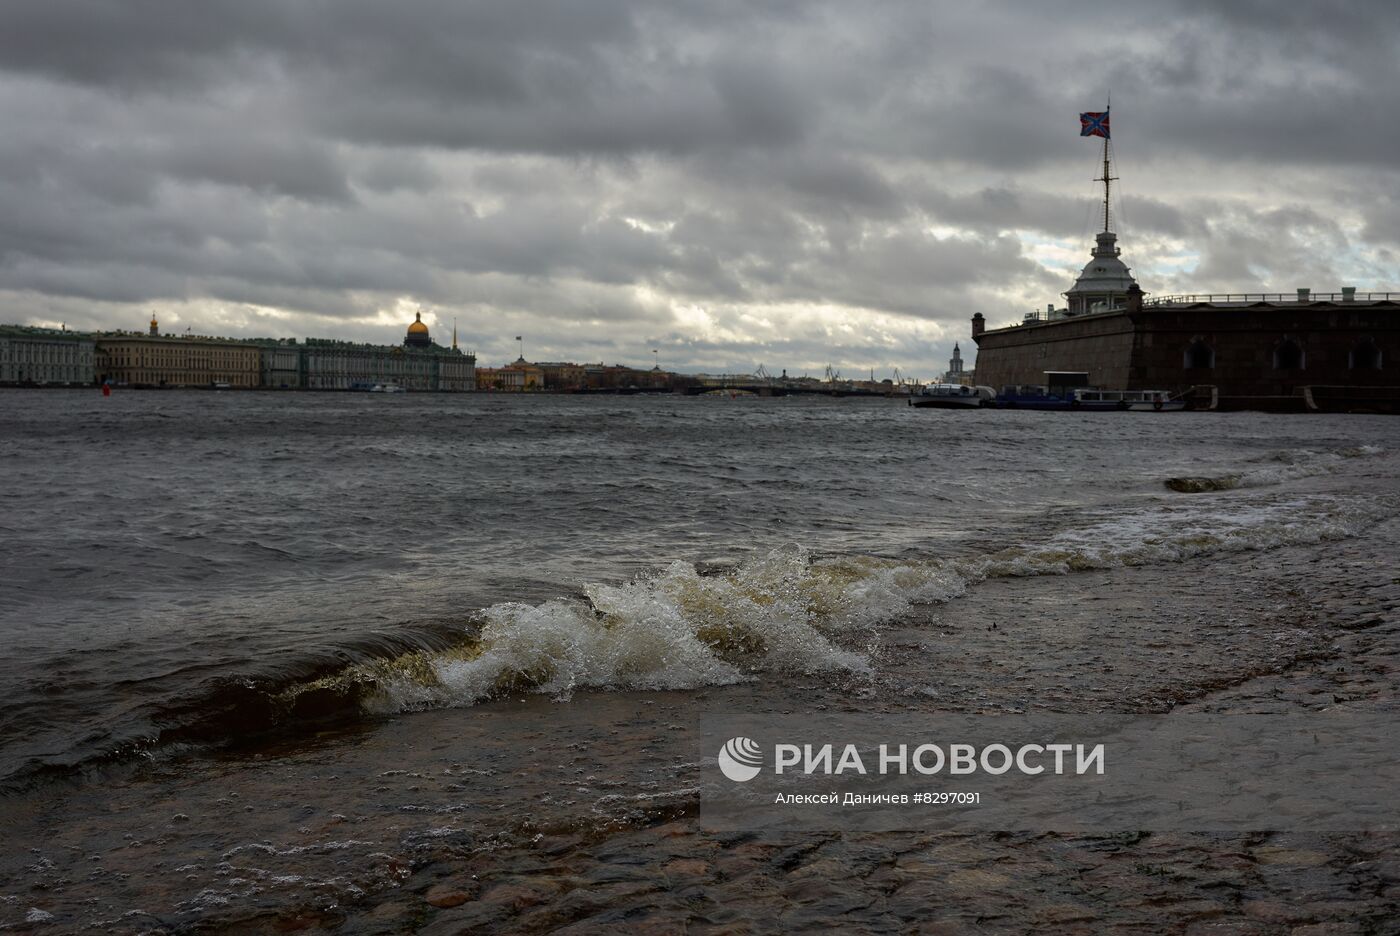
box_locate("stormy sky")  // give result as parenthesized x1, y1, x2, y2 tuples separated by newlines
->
(1, 1, 1396, 378)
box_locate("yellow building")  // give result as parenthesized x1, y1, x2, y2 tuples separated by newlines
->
(95, 320, 261, 387)
(536, 361, 585, 390)
(476, 366, 526, 391)
(506, 359, 547, 390)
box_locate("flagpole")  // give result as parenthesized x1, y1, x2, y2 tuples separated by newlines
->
(1097, 137, 1108, 232)
(1092, 95, 1116, 234)
(1104, 93, 1111, 232)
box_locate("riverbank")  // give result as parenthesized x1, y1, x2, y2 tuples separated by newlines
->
(4, 511, 1398, 933)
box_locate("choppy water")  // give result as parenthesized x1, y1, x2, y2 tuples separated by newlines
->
(1, 389, 1397, 787)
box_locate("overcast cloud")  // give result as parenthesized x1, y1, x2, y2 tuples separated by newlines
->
(1, 0, 1396, 377)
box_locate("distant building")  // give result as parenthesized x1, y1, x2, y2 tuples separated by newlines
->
(437, 348, 475, 392)
(260, 340, 302, 389)
(504, 358, 547, 390)
(971, 135, 1399, 410)
(941, 343, 974, 384)
(973, 278, 1400, 410)
(0, 326, 95, 386)
(585, 363, 670, 391)
(95, 332, 261, 388)
(88, 312, 474, 391)
(476, 366, 525, 391)
(969, 176, 1395, 408)
(536, 361, 585, 391)
(302, 314, 474, 391)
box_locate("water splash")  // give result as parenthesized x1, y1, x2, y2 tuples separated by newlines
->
(345, 491, 1395, 714)
(366, 547, 968, 711)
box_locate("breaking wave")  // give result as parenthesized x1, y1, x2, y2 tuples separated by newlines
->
(10, 473, 1390, 793)
(274, 491, 1395, 717)
(291, 549, 966, 714)
(1165, 445, 1384, 493)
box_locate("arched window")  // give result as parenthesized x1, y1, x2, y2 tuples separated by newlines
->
(1183, 338, 1215, 369)
(1349, 338, 1382, 371)
(1274, 338, 1305, 371)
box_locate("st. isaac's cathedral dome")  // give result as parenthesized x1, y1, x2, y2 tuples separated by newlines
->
(405, 311, 432, 348)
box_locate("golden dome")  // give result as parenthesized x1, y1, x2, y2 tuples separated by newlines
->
(404, 310, 433, 348)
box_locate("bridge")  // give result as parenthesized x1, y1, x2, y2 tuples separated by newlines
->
(682, 379, 906, 397)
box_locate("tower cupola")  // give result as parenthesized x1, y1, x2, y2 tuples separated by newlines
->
(1064, 231, 1138, 315)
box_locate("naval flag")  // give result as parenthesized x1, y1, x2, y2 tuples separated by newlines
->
(1079, 110, 1110, 138)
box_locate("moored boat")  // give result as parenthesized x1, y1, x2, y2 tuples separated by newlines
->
(988, 385, 1185, 411)
(1072, 388, 1185, 411)
(909, 383, 994, 408)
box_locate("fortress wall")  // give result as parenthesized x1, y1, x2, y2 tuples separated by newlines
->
(1129, 303, 1400, 396)
(972, 312, 1135, 391)
(975, 302, 1400, 397)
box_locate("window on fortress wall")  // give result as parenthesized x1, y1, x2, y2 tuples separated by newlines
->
(1349, 338, 1382, 371)
(1273, 339, 1305, 370)
(1183, 340, 1214, 369)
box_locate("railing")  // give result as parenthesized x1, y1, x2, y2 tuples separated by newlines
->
(1146, 292, 1398, 306)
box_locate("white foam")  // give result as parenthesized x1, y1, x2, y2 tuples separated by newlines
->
(371, 547, 965, 712)
(972, 494, 1394, 577)
(364, 490, 1394, 714)
(1238, 445, 1386, 488)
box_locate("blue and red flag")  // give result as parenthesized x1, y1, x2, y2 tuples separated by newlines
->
(1080, 110, 1110, 138)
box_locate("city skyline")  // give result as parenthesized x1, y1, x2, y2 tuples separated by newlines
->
(0, 1, 1396, 377)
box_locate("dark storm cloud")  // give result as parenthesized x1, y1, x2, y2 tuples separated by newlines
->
(0, 0, 636, 92)
(914, 185, 1189, 240)
(160, 137, 353, 204)
(0, 0, 1395, 375)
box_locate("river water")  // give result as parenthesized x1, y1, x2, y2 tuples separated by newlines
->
(0, 389, 1396, 788)
(3, 389, 1400, 931)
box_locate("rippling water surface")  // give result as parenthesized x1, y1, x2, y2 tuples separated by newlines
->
(1, 388, 1397, 784)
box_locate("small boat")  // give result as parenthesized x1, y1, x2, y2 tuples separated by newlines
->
(989, 385, 1185, 411)
(1071, 389, 1185, 411)
(368, 383, 407, 393)
(910, 383, 994, 408)
(988, 385, 1071, 410)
